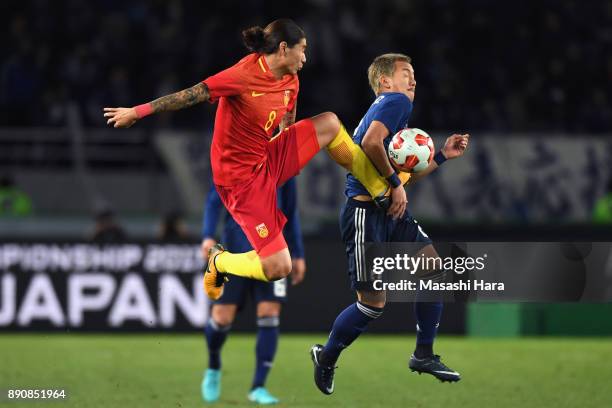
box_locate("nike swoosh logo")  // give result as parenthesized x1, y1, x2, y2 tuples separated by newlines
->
(433, 370, 459, 375)
(251, 91, 266, 97)
(312, 346, 334, 393)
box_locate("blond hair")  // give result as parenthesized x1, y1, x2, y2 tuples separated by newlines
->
(367, 53, 412, 95)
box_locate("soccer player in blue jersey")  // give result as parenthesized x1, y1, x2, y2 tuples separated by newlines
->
(310, 53, 469, 394)
(201, 177, 306, 405)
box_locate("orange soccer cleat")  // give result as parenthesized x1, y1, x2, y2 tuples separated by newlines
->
(203, 244, 228, 300)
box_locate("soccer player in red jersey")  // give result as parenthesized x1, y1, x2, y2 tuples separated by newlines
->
(104, 19, 391, 299)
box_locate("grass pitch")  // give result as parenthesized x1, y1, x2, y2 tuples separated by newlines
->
(1, 333, 611, 407)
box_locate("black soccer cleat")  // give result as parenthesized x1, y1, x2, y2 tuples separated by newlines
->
(409, 354, 461, 382)
(310, 344, 337, 395)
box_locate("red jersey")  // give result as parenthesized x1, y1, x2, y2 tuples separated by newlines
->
(203, 53, 300, 186)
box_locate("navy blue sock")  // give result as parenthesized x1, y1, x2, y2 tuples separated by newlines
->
(205, 319, 231, 370)
(321, 302, 383, 366)
(252, 316, 280, 390)
(414, 301, 443, 358)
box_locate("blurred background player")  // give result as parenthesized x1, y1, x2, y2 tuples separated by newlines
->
(90, 208, 126, 243)
(103, 18, 394, 300)
(158, 211, 193, 242)
(310, 53, 469, 394)
(200, 177, 305, 405)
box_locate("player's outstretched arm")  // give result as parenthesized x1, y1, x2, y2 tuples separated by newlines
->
(409, 134, 469, 183)
(103, 82, 210, 128)
(279, 178, 306, 285)
(200, 182, 223, 263)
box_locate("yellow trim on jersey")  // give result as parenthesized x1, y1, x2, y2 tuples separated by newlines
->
(258, 57, 267, 73)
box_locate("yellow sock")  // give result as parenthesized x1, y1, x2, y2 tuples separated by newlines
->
(378, 172, 412, 196)
(398, 171, 411, 186)
(215, 250, 269, 282)
(326, 125, 388, 197)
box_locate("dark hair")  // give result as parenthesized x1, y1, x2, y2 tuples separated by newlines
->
(242, 18, 305, 54)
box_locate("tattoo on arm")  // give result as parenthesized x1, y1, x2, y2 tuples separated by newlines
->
(150, 82, 209, 113)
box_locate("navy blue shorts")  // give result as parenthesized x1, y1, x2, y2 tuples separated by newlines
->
(214, 275, 288, 308)
(213, 218, 287, 308)
(340, 198, 433, 291)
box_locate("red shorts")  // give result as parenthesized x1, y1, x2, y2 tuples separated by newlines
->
(215, 119, 319, 255)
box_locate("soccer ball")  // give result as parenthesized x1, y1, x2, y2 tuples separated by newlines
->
(387, 128, 434, 173)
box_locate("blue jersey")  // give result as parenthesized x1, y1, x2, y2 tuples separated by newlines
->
(345, 92, 413, 197)
(201, 177, 305, 258)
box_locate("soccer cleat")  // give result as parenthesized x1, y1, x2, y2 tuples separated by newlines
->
(201, 368, 221, 402)
(310, 344, 337, 395)
(203, 244, 228, 300)
(409, 354, 461, 382)
(247, 387, 279, 405)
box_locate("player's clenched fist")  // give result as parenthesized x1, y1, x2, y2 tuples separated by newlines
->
(103, 107, 138, 128)
(441, 134, 469, 159)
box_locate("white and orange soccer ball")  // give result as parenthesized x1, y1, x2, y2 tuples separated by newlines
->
(387, 128, 434, 173)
